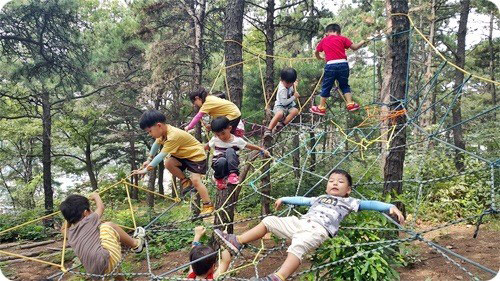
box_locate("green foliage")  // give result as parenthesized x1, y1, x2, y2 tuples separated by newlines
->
(0, 209, 53, 242)
(306, 213, 404, 281)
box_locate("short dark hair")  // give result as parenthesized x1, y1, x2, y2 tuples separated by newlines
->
(213, 91, 227, 100)
(189, 246, 217, 276)
(280, 68, 297, 83)
(60, 195, 91, 224)
(211, 116, 230, 133)
(139, 110, 167, 130)
(325, 23, 341, 34)
(189, 87, 208, 103)
(329, 169, 352, 187)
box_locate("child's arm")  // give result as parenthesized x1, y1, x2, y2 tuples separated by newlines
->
(204, 144, 210, 151)
(185, 112, 206, 131)
(350, 40, 367, 51)
(188, 226, 207, 275)
(359, 200, 405, 224)
(89, 193, 105, 217)
(132, 152, 168, 175)
(214, 249, 231, 278)
(245, 143, 270, 157)
(192, 226, 206, 247)
(275, 196, 313, 209)
(315, 50, 323, 60)
(276, 86, 296, 106)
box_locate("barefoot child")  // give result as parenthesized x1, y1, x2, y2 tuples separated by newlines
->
(187, 226, 231, 280)
(134, 110, 214, 215)
(206, 116, 270, 189)
(310, 23, 368, 115)
(185, 87, 242, 136)
(264, 68, 300, 138)
(214, 169, 405, 281)
(60, 193, 146, 280)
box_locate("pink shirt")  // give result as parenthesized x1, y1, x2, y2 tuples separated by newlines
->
(316, 35, 352, 61)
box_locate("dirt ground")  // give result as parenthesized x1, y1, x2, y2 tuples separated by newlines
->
(1, 223, 498, 281)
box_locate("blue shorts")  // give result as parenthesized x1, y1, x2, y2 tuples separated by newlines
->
(320, 62, 351, 98)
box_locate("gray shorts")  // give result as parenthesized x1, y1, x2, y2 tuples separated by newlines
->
(273, 104, 296, 118)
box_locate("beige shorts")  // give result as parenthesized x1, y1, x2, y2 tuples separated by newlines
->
(262, 216, 328, 261)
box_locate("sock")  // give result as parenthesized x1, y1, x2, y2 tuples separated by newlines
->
(274, 273, 285, 281)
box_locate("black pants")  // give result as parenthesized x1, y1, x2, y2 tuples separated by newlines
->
(212, 148, 240, 179)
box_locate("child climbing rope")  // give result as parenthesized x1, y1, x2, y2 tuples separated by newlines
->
(187, 226, 231, 280)
(214, 169, 405, 281)
(133, 110, 214, 215)
(264, 68, 300, 139)
(310, 23, 368, 115)
(185, 87, 243, 137)
(206, 116, 270, 189)
(60, 193, 146, 280)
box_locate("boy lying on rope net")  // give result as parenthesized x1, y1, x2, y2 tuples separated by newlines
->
(214, 169, 405, 281)
(60, 193, 146, 281)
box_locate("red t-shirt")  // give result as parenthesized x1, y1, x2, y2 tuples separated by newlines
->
(316, 35, 352, 61)
(187, 271, 214, 280)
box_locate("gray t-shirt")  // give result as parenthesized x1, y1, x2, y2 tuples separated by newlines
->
(208, 135, 247, 157)
(274, 82, 296, 108)
(301, 195, 360, 236)
(68, 212, 110, 275)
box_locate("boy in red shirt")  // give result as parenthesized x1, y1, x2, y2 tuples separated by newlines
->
(310, 24, 367, 115)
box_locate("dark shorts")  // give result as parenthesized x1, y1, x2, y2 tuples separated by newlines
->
(228, 116, 241, 135)
(171, 156, 207, 175)
(320, 62, 351, 98)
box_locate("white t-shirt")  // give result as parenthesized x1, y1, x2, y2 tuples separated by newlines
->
(208, 135, 247, 157)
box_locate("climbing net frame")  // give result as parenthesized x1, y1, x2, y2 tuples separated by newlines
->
(0, 12, 498, 281)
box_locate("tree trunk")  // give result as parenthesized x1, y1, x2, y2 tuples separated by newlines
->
(308, 132, 316, 171)
(42, 91, 53, 218)
(190, 0, 205, 87)
(488, 13, 496, 108)
(379, 0, 394, 172)
(224, 0, 245, 107)
(158, 161, 165, 195)
(451, 0, 469, 172)
(147, 168, 156, 207)
(85, 141, 98, 190)
(130, 133, 138, 199)
(383, 0, 409, 211)
(420, 0, 436, 128)
(293, 134, 300, 178)
(260, 0, 275, 215)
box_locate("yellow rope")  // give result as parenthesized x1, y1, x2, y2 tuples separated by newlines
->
(0, 249, 63, 268)
(124, 183, 137, 229)
(60, 221, 68, 270)
(391, 13, 499, 85)
(124, 181, 180, 202)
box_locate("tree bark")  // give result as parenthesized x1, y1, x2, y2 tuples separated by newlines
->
(379, 0, 394, 172)
(420, 0, 436, 128)
(293, 134, 300, 178)
(383, 0, 409, 209)
(260, 0, 275, 215)
(42, 91, 53, 218)
(488, 13, 496, 108)
(451, 0, 469, 172)
(158, 161, 165, 195)
(147, 168, 156, 207)
(129, 132, 138, 199)
(85, 141, 98, 190)
(224, 0, 245, 107)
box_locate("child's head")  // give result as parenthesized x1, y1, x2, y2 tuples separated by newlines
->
(139, 110, 167, 139)
(189, 246, 217, 277)
(60, 195, 91, 224)
(213, 91, 227, 100)
(189, 87, 208, 108)
(280, 68, 297, 88)
(211, 116, 232, 142)
(325, 169, 352, 197)
(325, 23, 341, 35)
